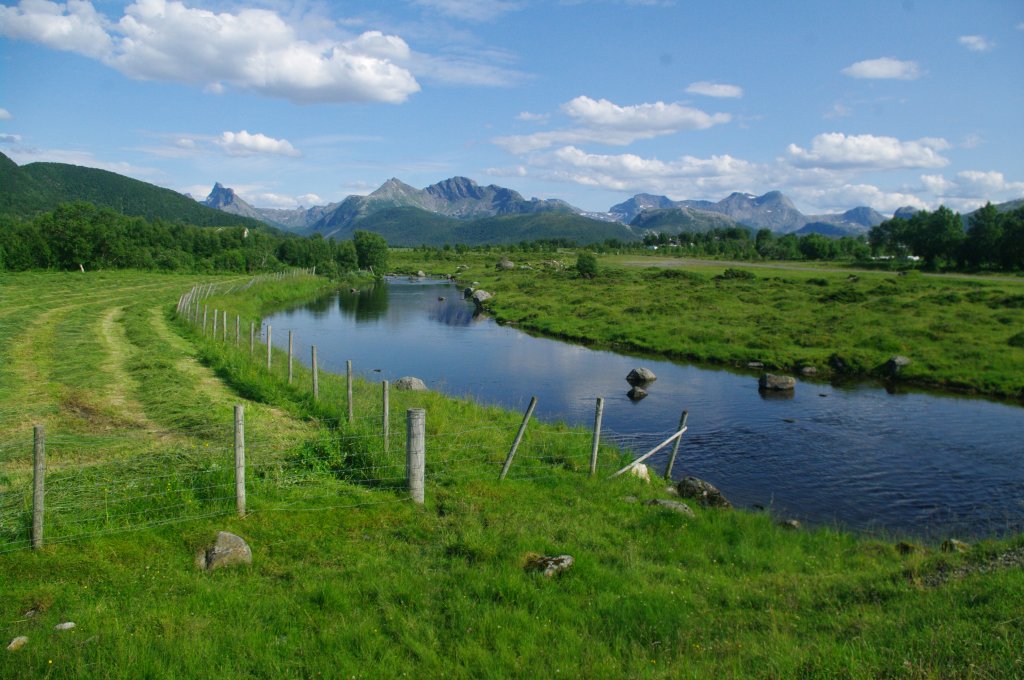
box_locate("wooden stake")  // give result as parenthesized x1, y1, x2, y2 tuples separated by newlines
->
(406, 409, 425, 504)
(266, 325, 272, 370)
(499, 396, 537, 481)
(382, 380, 390, 454)
(346, 360, 354, 424)
(312, 345, 319, 400)
(287, 330, 294, 384)
(234, 405, 246, 517)
(32, 425, 45, 550)
(590, 397, 604, 477)
(663, 411, 689, 480)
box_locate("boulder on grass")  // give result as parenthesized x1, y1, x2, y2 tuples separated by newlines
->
(471, 290, 492, 308)
(524, 553, 573, 578)
(677, 476, 732, 508)
(195, 531, 252, 571)
(644, 499, 695, 517)
(629, 463, 651, 483)
(394, 376, 428, 391)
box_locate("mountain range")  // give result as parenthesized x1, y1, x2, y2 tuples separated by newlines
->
(202, 177, 890, 240)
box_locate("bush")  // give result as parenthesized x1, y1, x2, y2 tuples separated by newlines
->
(715, 268, 756, 281)
(576, 251, 598, 279)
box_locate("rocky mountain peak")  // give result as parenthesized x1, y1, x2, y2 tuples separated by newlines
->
(204, 182, 239, 209)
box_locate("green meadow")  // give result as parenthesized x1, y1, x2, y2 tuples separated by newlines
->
(1, 269, 1022, 678)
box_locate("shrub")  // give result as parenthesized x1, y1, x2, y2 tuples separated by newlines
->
(575, 251, 598, 279)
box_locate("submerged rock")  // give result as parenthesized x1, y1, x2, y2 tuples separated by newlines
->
(627, 386, 648, 401)
(759, 373, 795, 391)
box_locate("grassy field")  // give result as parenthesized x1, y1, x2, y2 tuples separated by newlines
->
(1, 270, 1023, 678)
(392, 251, 1024, 399)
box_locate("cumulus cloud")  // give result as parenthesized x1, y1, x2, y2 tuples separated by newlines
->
(411, 0, 523, 22)
(516, 111, 549, 122)
(841, 57, 921, 80)
(685, 81, 743, 98)
(787, 133, 950, 170)
(793, 184, 929, 214)
(217, 131, 300, 157)
(958, 35, 994, 52)
(494, 96, 730, 153)
(0, 0, 420, 104)
(0, 108, 12, 120)
(0, 133, 23, 144)
(923, 170, 1024, 198)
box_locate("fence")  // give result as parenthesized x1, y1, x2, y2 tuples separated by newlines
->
(0, 277, 690, 554)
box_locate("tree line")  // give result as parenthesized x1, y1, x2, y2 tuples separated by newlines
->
(0, 202, 389, 277)
(868, 203, 1024, 271)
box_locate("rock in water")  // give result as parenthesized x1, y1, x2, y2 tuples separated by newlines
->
(524, 553, 574, 578)
(885, 355, 911, 377)
(195, 531, 252, 571)
(471, 290, 492, 308)
(626, 367, 657, 385)
(677, 476, 732, 508)
(394, 376, 428, 391)
(759, 373, 795, 391)
(627, 386, 648, 401)
(644, 499, 695, 517)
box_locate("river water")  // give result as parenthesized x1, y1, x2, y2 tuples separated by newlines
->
(265, 278, 1024, 540)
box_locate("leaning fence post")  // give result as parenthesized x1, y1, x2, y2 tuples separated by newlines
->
(288, 331, 294, 384)
(664, 411, 689, 480)
(346, 360, 354, 424)
(499, 396, 537, 481)
(312, 345, 319, 400)
(590, 397, 604, 477)
(32, 425, 45, 550)
(234, 405, 246, 517)
(266, 325, 273, 370)
(406, 409, 425, 504)
(382, 380, 390, 454)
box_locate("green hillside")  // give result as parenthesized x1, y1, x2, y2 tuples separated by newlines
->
(630, 207, 742, 234)
(0, 151, 264, 228)
(329, 206, 638, 246)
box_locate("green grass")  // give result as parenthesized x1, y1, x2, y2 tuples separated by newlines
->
(1, 269, 1023, 678)
(391, 251, 1024, 399)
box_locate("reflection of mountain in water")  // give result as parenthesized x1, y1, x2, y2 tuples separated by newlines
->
(337, 285, 390, 321)
(428, 298, 479, 326)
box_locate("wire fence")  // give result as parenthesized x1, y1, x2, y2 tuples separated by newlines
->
(0, 274, 689, 554)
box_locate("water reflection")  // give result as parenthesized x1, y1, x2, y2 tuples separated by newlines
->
(335, 284, 389, 321)
(429, 297, 480, 326)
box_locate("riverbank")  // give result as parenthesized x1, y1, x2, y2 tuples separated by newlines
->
(2, 271, 1023, 677)
(392, 251, 1024, 400)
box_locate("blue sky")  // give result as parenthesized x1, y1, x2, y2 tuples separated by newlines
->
(1, 0, 1022, 216)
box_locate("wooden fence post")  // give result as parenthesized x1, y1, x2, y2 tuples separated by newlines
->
(663, 411, 689, 480)
(382, 380, 390, 454)
(406, 409, 425, 504)
(312, 345, 319, 400)
(32, 425, 45, 550)
(235, 315, 240, 347)
(266, 325, 273, 370)
(203, 305, 208, 334)
(499, 396, 537, 481)
(346, 360, 354, 424)
(590, 397, 604, 477)
(212, 308, 218, 337)
(234, 405, 246, 517)
(288, 330, 294, 384)
(222, 311, 227, 342)
(249, 322, 255, 355)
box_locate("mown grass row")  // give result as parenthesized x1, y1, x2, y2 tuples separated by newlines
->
(392, 251, 1024, 399)
(1, 270, 1022, 678)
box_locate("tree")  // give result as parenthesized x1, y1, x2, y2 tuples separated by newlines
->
(353, 230, 389, 276)
(964, 202, 1002, 269)
(575, 250, 598, 279)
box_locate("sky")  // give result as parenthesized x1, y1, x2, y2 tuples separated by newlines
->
(1, 0, 1023, 216)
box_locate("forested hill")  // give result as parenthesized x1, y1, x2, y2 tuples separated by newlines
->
(0, 152, 264, 229)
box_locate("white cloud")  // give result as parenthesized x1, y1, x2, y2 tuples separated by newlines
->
(297, 193, 323, 206)
(958, 35, 994, 52)
(494, 96, 730, 153)
(823, 103, 853, 120)
(411, 0, 523, 22)
(787, 133, 950, 170)
(217, 131, 300, 157)
(793, 184, 928, 214)
(0, 108, 12, 120)
(685, 81, 743, 98)
(4, 145, 160, 178)
(924, 170, 1024, 198)
(516, 111, 549, 122)
(841, 57, 921, 80)
(960, 133, 983, 149)
(0, 133, 23, 144)
(0, 0, 421, 104)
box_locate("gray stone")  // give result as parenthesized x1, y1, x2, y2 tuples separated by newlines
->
(885, 355, 911, 377)
(524, 553, 574, 578)
(747, 361, 764, 369)
(626, 367, 657, 385)
(394, 376, 428, 391)
(778, 519, 801, 530)
(644, 499, 695, 517)
(6, 636, 28, 652)
(496, 258, 515, 271)
(463, 287, 475, 298)
(53, 622, 76, 631)
(195, 531, 252, 571)
(471, 290, 492, 307)
(799, 366, 818, 377)
(416, 270, 426, 278)
(677, 476, 732, 509)
(627, 386, 648, 401)
(941, 538, 971, 554)
(759, 373, 796, 391)
(629, 463, 651, 483)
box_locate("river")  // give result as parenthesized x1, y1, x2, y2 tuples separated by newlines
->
(264, 278, 1024, 540)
